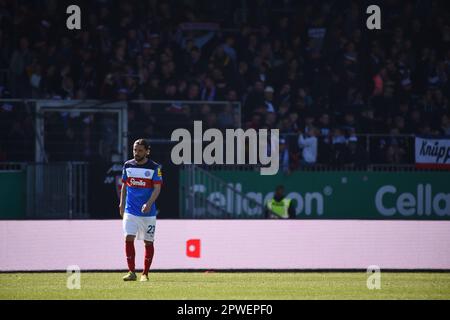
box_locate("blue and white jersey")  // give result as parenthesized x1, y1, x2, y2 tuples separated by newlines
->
(122, 159, 162, 217)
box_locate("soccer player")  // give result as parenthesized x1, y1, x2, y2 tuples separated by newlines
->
(119, 139, 162, 282)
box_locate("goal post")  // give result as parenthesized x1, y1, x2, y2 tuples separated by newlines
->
(34, 100, 128, 163)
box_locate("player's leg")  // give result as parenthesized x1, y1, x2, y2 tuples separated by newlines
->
(125, 235, 136, 271)
(141, 240, 154, 281)
(140, 217, 156, 281)
(122, 214, 138, 281)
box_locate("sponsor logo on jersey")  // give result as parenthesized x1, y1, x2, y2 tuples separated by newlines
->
(129, 178, 147, 187)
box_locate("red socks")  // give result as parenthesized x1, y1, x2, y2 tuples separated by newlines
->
(125, 241, 135, 272)
(125, 241, 154, 275)
(143, 242, 154, 276)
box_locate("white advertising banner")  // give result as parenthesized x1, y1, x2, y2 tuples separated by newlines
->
(415, 136, 450, 169)
(1, 220, 450, 271)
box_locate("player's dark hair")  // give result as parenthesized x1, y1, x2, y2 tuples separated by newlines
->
(134, 139, 150, 150)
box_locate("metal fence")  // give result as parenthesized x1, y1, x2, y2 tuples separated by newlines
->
(0, 99, 128, 163)
(278, 132, 416, 167)
(180, 164, 265, 218)
(0, 98, 422, 166)
(26, 162, 88, 219)
(192, 163, 443, 172)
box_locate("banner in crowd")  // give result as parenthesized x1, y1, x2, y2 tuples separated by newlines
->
(415, 136, 450, 169)
(180, 170, 450, 219)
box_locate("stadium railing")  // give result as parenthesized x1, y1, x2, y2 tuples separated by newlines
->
(0, 161, 88, 219)
(180, 164, 265, 219)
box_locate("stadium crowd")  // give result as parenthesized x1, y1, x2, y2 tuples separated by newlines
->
(0, 0, 449, 168)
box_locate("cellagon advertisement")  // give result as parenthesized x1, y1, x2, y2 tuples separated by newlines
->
(180, 170, 450, 219)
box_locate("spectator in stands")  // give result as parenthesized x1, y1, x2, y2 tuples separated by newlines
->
(217, 103, 235, 129)
(200, 77, 216, 101)
(439, 114, 450, 136)
(1, 0, 450, 165)
(9, 37, 32, 98)
(317, 113, 332, 164)
(343, 136, 368, 169)
(279, 137, 290, 175)
(298, 127, 318, 166)
(263, 86, 276, 113)
(330, 128, 347, 166)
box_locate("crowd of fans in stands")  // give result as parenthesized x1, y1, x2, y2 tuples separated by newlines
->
(0, 0, 449, 168)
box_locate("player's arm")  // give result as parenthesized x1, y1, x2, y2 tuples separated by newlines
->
(119, 184, 127, 217)
(142, 166, 163, 213)
(145, 184, 161, 208)
(119, 166, 128, 218)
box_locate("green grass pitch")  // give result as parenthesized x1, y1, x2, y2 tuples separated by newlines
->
(1, 272, 450, 299)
